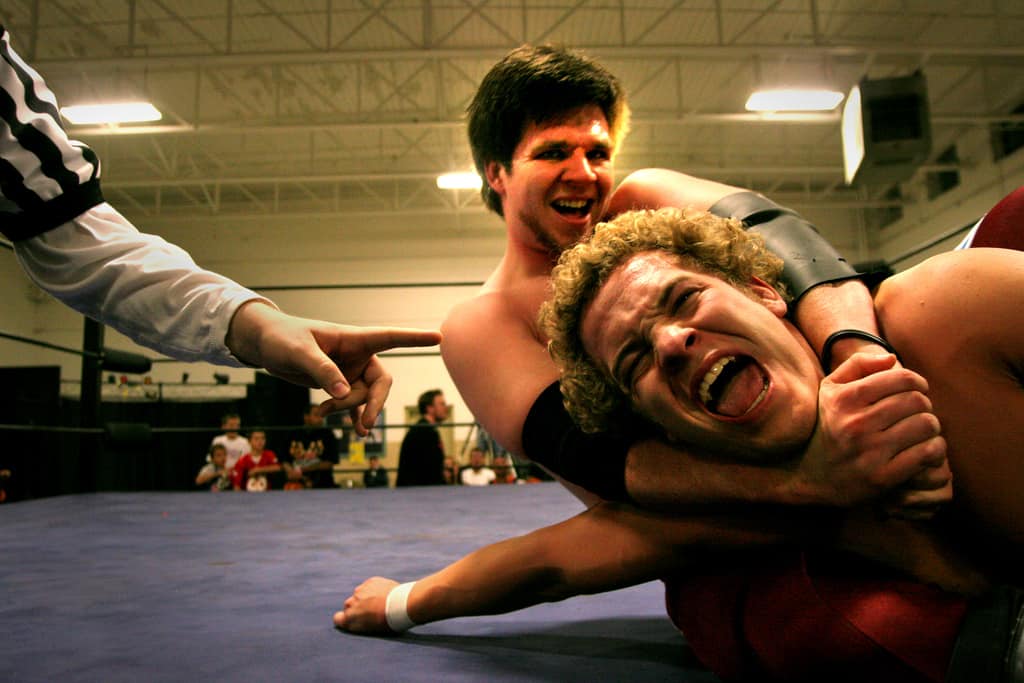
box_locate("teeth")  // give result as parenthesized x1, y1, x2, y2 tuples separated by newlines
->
(747, 381, 769, 414)
(554, 199, 588, 209)
(699, 356, 735, 405)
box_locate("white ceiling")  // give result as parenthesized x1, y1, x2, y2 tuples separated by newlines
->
(4, 0, 1024, 239)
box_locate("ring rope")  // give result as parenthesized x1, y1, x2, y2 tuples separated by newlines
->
(0, 331, 92, 357)
(247, 280, 483, 292)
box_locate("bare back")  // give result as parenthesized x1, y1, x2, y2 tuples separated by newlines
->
(876, 248, 1024, 554)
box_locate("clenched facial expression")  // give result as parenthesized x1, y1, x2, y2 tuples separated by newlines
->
(580, 251, 823, 461)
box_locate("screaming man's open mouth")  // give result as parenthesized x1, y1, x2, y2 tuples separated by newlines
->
(698, 355, 769, 418)
(552, 198, 594, 217)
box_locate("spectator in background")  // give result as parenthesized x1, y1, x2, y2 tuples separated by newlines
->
(475, 424, 511, 462)
(460, 448, 496, 487)
(362, 454, 390, 488)
(231, 429, 280, 491)
(196, 444, 231, 491)
(210, 413, 250, 471)
(0, 467, 12, 503)
(395, 389, 448, 487)
(491, 454, 520, 485)
(282, 404, 339, 489)
(442, 456, 459, 485)
(282, 440, 314, 489)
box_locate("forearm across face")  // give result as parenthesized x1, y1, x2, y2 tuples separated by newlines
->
(624, 438, 807, 509)
(522, 383, 879, 512)
(625, 350, 948, 513)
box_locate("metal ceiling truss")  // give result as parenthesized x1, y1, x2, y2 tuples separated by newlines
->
(1, 0, 1022, 220)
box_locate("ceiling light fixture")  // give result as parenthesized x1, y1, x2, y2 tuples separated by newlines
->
(61, 102, 162, 125)
(436, 172, 482, 190)
(745, 89, 844, 112)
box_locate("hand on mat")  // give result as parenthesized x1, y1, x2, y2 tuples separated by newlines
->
(334, 576, 398, 634)
(226, 301, 441, 435)
(794, 352, 951, 514)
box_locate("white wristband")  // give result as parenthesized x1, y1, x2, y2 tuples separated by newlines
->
(384, 581, 417, 633)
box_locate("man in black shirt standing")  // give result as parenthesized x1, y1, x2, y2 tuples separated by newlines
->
(395, 390, 448, 487)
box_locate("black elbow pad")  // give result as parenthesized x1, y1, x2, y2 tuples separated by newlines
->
(709, 191, 859, 303)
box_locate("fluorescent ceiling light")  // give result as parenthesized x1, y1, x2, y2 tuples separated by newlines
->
(436, 172, 481, 190)
(61, 102, 162, 125)
(745, 89, 844, 112)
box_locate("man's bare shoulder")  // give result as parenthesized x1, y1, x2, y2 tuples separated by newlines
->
(879, 249, 1023, 307)
(877, 248, 1024, 360)
(442, 291, 520, 349)
(442, 274, 552, 349)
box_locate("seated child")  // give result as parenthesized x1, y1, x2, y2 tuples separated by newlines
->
(282, 437, 330, 489)
(210, 412, 251, 471)
(231, 429, 280, 491)
(491, 455, 520, 485)
(195, 444, 231, 492)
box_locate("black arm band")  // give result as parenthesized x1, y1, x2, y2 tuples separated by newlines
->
(820, 329, 897, 371)
(521, 381, 632, 502)
(708, 191, 859, 304)
(0, 178, 105, 242)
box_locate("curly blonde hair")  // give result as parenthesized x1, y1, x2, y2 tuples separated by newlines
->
(540, 207, 787, 434)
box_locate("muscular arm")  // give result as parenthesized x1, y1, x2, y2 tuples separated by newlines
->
(336, 497, 983, 634)
(792, 280, 888, 368)
(441, 284, 561, 459)
(336, 501, 828, 633)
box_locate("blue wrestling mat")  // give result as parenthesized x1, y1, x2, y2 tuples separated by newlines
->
(0, 483, 720, 682)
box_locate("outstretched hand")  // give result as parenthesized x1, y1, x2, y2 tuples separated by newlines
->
(795, 352, 951, 515)
(226, 301, 441, 434)
(333, 576, 399, 635)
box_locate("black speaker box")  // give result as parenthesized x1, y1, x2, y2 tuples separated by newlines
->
(842, 71, 932, 186)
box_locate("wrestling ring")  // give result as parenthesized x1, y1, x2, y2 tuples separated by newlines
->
(3, 186, 1020, 681)
(1, 485, 707, 682)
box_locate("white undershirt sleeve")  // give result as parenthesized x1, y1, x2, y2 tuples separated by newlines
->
(14, 201, 272, 367)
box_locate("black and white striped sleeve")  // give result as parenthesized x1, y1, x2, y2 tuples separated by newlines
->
(2, 26, 271, 366)
(0, 25, 104, 241)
